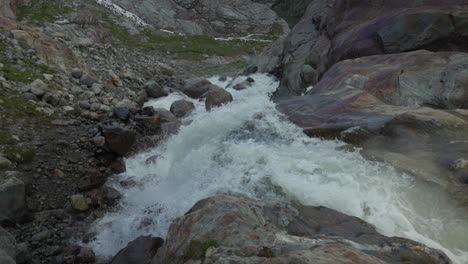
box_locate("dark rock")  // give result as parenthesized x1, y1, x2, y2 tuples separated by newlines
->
(161, 121, 182, 137)
(170, 100, 195, 118)
(109, 158, 126, 174)
(154, 108, 177, 123)
(71, 68, 83, 79)
(76, 247, 95, 263)
(78, 170, 108, 191)
(135, 115, 161, 133)
(182, 79, 212, 99)
(79, 74, 98, 88)
(0, 177, 27, 224)
(0, 227, 15, 264)
(113, 107, 130, 121)
(205, 87, 233, 111)
(137, 90, 149, 107)
(144, 81, 168, 99)
(111, 236, 163, 264)
(102, 125, 137, 156)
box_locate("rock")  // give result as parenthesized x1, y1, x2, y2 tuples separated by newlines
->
(154, 108, 177, 123)
(16, 242, 30, 264)
(182, 79, 212, 99)
(266, 0, 468, 96)
(109, 70, 123, 86)
(0, 177, 27, 224)
(70, 194, 89, 211)
(0, 156, 13, 169)
(136, 115, 161, 133)
(144, 81, 168, 98)
(153, 194, 450, 263)
(109, 158, 126, 174)
(11, 30, 34, 49)
(278, 50, 468, 189)
(0, 226, 15, 264)
(137, 91, 149, 107)
(109, 0, 279, 36)
(43, 92, 62, 107)
(76, 247, 96, 263)
(170, 100, 195, 118)
(116, 99, 138, 109)
(28, 79, 47, 98)
(102, 125, 137, 156)
(79, 74, 98, 88)
(71, 68, 83, 79)
(113, 107, 130, 121)
(31, 230, 50, 241)
(205, 87, 233, 111)
(91, 136, 106, 148)
(111, 236, 163, 264)
(156, 62, 175, 76)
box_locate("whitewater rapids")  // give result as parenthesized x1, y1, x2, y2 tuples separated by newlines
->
(89, 74, 468, 263)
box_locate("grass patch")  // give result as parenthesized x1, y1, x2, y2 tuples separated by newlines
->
(0, 39, 7, 52)
(17, 1, 74, 23)
(0, 57, 56, 83)
(268, 20, 284, 38)
(4, 145, 35, 163)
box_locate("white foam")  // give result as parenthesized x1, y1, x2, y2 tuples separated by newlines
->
(89, 74, 468, 264)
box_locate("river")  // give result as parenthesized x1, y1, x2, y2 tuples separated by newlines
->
(88, 74, 468, 264)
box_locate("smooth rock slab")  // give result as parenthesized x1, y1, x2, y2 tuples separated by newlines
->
(153, 194, 450, 263)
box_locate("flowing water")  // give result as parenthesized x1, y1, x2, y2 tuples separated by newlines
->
(89, 74, 468, 263)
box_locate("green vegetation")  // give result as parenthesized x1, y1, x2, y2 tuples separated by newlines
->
(85, 0, 268, 60)
(17, 1, 73, 23)
(164, 240, 219, 264)
(66, 106, 83, 117)
(0, 39, 7, 52)
(4, 145, 35, 163)
(0, 94, 41, 118)
(0, 57, 56, 83)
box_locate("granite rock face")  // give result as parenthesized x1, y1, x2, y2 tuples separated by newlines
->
(112, 0, 280, 36)
(277, 50, 468, 189)
(152, 194, 451, 263)
(251, 0, 468, 97)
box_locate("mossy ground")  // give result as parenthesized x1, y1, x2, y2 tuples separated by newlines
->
(0, 57, 56, 83)
(17, 0, 73, 24)
(83, 0, 269, 61)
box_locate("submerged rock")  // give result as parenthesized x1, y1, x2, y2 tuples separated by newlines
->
(153, 194, 450, 263)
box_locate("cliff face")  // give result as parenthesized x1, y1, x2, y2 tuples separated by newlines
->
(110, 0, 280, 36)
(266, 0, 468, 205)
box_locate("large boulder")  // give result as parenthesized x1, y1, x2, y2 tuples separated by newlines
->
(0, 227, 15, 264)
(253, 0, 468, 97)
(170, 100, 195, 118)
(205, 87, 233, 111)
(0, 176, 27, 224)
(144, 81, 169, 99)
(153, 194, 450, 263)
(111, 236, 164, 264)
(102, 125, 137, 156)
(182, 79, 212, 99)
(278, 50, 468, 189)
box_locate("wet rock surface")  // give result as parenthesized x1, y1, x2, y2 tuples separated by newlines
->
(153, 194, 450, 263)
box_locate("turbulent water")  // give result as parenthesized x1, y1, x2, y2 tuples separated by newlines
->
(89, 74, 468, 263)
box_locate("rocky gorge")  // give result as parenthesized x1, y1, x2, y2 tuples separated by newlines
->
(0, 0, 467, 264)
